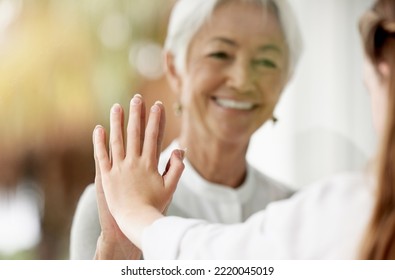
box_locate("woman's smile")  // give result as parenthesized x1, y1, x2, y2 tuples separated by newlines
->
(211, 96, 258, 111)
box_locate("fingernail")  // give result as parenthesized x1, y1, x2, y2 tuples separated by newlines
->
(94, 125, 102, 138)
(151, 104, 160, 112)
(177, 148, 186, 161)
(151, 100, 163, 112)
(112, 103, 121, 113)
(132, 94, 142, 105)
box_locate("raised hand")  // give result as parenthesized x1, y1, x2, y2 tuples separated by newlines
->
(93, 94, 184, 248)
(93, 105, 142, 259)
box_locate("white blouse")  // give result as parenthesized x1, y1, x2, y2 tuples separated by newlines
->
(142, 172, 375, 259)
(163, 141, 293, 224)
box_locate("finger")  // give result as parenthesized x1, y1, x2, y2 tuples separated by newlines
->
(126, 94, 145, 157)
(156, 101, 166, 162)
(93, 130, 105, 198)
(93, 131, 102, 191)
(93, 127, 114, 231)
(142, 101, 163, 166)
(109, 104, 125, 162)
(163, 149, 185, 194)
(93, 125, 111, 174)
(94, 133, 106, 211)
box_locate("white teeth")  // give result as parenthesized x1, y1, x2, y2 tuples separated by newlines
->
(215, 98, 255, 110)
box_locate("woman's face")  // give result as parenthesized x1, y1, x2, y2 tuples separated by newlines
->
(172, 1, 289, 144)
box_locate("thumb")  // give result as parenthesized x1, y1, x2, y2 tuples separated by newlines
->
(163, 149, 185, 194)
(92, 126, 105, 197)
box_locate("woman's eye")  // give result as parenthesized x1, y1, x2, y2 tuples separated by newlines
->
(208, 52, 230, 60)
(254, 59, 277, 69)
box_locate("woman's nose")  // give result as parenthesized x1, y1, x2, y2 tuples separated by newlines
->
(227, 59, 256, 94)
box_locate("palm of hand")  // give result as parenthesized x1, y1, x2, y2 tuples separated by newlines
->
(93, 95, 184, 249)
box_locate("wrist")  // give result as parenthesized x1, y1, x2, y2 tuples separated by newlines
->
(117, 205, 164, 249)
(94, 234, 119, 260)
(94, 234, 142, 260)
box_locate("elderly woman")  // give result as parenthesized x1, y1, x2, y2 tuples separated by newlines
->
(70, 0, 302, 259)
(94, 0, 395, 259)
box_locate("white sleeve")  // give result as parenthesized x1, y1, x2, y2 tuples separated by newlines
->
(69, 184, 101, 259)
(141, 196, 304, 260)
(142, 217, 204, 259)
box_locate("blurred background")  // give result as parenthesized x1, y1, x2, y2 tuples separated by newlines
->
(248, 0, 376, 187)
(0, 0, 179, 259)
(0, 0, 375, 259)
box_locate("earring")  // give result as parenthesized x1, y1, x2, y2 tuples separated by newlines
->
(272, 115, 278, 124)
(173, 102, 182, 116)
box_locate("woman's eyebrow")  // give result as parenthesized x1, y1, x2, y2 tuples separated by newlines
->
(209, 37, 238, 47)
(208, 38, 282, 53)
(258, 44, 282, 54)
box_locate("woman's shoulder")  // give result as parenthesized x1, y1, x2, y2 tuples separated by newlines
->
(291, 171, 374, 210)
(262, 171, 374, 228)
(305, 171, 373, 195)
(263, 171, 374, 213)
(73, 183, 98, 215)
(257, 171, 374, 259)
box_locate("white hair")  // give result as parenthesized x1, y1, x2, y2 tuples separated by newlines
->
(164, 0, 303, 78)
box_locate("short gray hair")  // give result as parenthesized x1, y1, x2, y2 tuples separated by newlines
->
(164, 0, 303, 78)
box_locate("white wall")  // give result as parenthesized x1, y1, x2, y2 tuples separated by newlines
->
(247, 0, 376, 189)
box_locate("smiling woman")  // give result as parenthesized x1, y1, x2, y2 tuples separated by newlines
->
(70, 0, 303, 260)
(173, 1, 289, 148)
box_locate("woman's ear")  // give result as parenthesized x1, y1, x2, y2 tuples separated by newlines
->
(164, 52, 182, 93)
